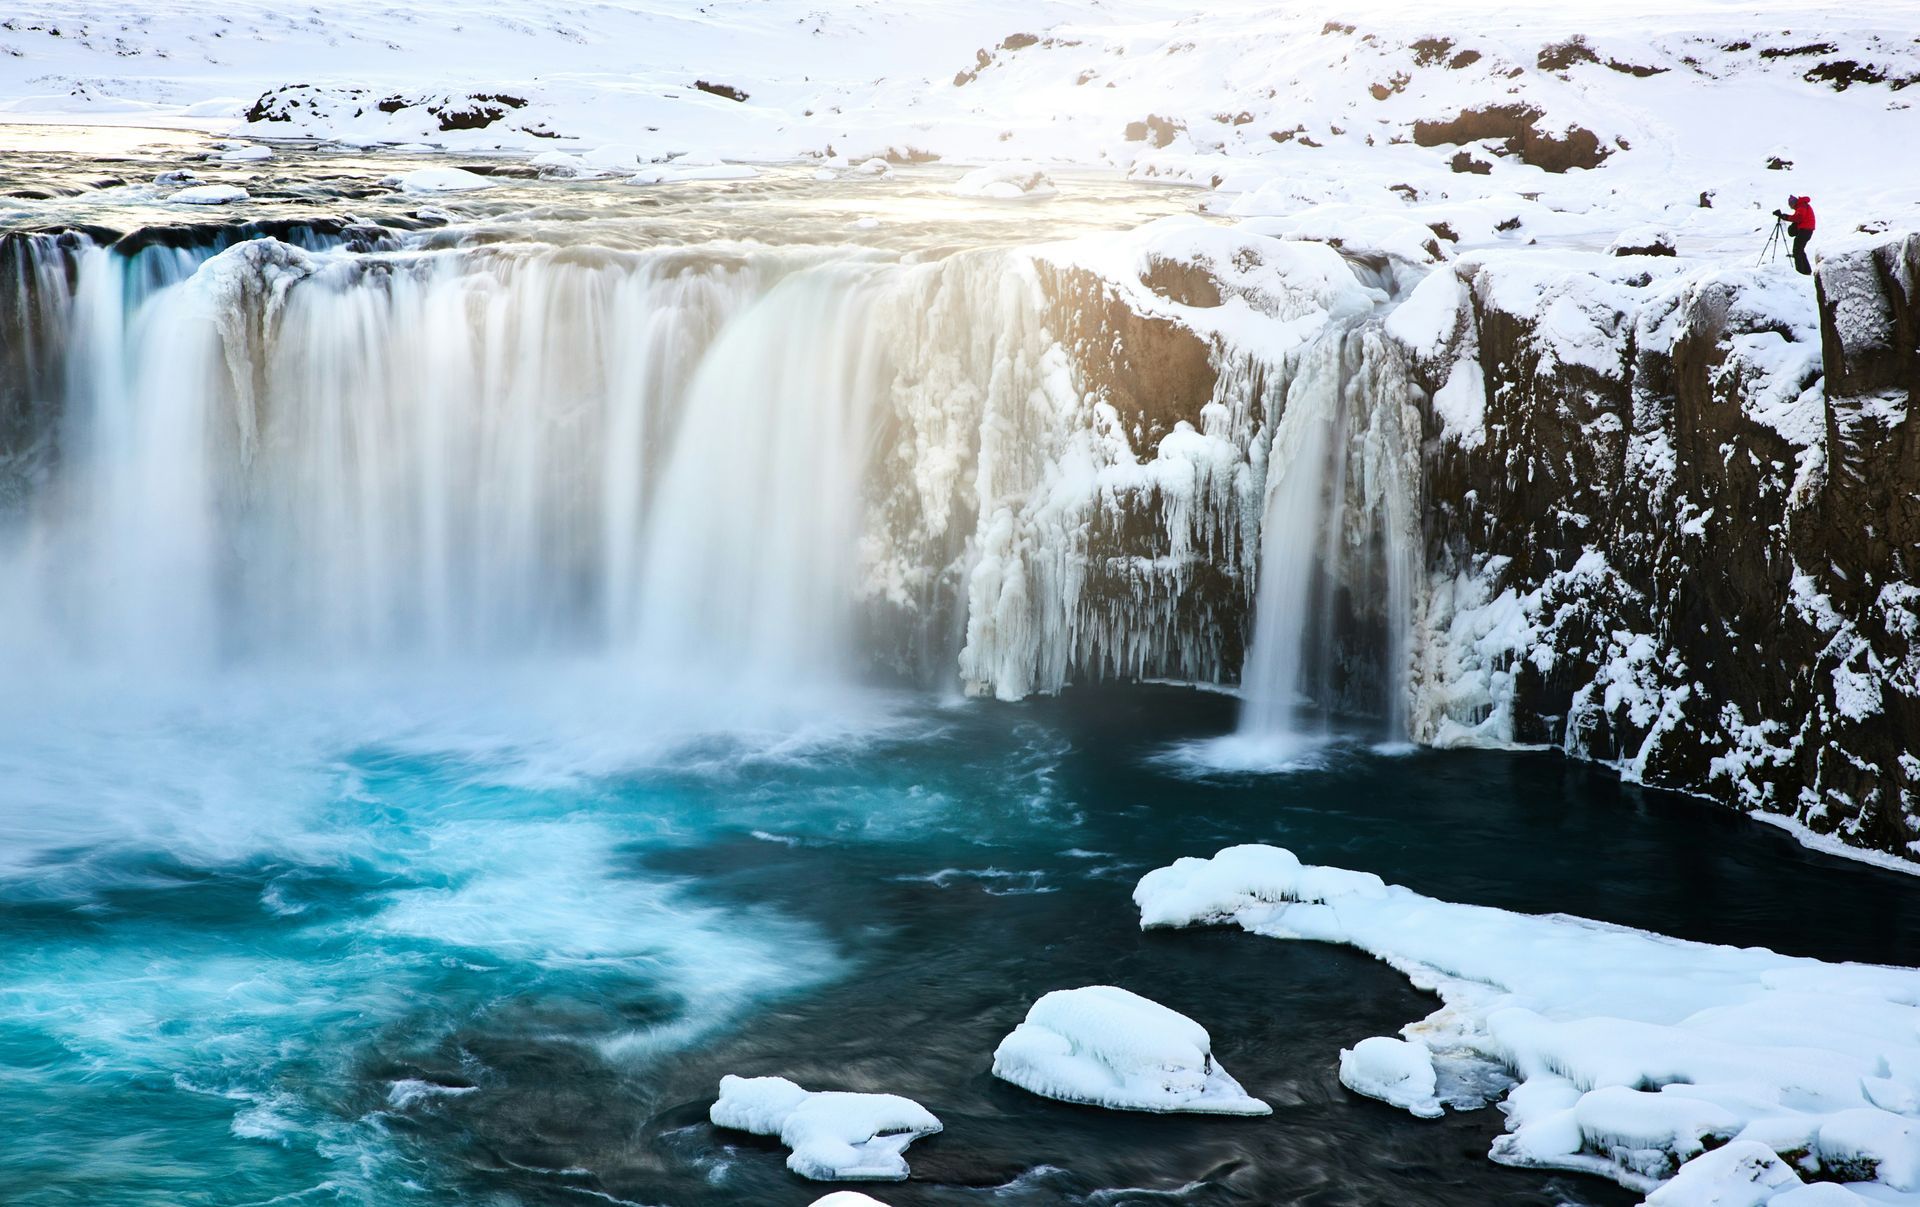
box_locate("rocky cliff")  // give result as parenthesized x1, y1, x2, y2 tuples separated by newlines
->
(1024, 227, 1917, 864)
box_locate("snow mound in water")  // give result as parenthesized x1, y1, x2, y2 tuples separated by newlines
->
(991, 985, 1270, 1115)
(216, 144, 272, 162)
(1136, 844, 1920, 1201)
(710, 1075, 941, 1181)
(1340, 1035, 1442, 1118)
(168, 184, 249, 205)
(529, 150, 603, 178)
(386, 167, 495, 193)
(810, 1195, 891, 1207)
(852, 157, 892, 176)
(628, 159, 759, 185)
(951, 162, 1057, 200)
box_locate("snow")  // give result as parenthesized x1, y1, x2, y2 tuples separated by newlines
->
(384, 167, 496, 194)
(215, 144, 270, 162)
(709, 1074, 942, 1181)
(1430, 358, 1488, 449)
(166, 184, 247, 205)
(1136, 844, 1920, 1202)
(1340, 1036, 1443, 1118)
(809, 1196, 891, 1207)
(991, 985, 1270, 1115)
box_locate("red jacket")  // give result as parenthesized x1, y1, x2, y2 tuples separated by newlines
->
(1789, 196, 1815, 232)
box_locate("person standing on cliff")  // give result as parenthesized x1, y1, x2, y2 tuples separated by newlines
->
(1772, 195, 1816, 276)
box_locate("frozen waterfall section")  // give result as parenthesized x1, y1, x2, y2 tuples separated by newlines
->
(0, 217, 1432, 724)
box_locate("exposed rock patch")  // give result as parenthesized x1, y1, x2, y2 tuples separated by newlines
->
(1414, 104, 1612, 172)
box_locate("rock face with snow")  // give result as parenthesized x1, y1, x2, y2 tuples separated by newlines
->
(1404, 235, 1920, 861)
(991, 985, 1270, 1115)
(709, 1074, 942, 1181)
(1137, 843, 1920, 1202)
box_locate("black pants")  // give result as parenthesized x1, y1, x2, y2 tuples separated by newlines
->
(1790, 227, 1811, 275)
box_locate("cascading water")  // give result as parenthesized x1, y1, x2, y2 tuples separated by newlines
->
(0, 225, 1237, 702)
(1230, 270, 1426, 755)
(1, 212, 1424, 719)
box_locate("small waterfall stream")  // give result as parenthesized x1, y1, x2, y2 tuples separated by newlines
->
(1232, 274, 1426, 754)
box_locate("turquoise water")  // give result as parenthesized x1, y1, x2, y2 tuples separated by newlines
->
(3, 668, 1914, 1206)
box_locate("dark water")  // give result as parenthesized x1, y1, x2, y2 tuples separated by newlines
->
(8, 675, 1911, 1207)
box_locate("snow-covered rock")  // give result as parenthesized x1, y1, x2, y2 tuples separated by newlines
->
(950, 163, 1057, 201)
(167, 184, 249, 205)
(385, 167, 496, 193)
(529, 150, 600, 178)
(808, 1195, 891, 1207)
(1643, 1140, 1804, 1206)
(709, 1075, 941, 1181)
(991, 985, 1269, 1115)
(216, 144, 272, 163)
(1339, 1036, 1442, 1118)
(628, 160, 759, 185)
(1138, 844, 1920, 1199)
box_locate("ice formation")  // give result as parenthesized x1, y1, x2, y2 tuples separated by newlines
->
(709, 1074, 942, 1181)
(991, 985, 1270, 1115)
(1136, 845, 1920, 1202)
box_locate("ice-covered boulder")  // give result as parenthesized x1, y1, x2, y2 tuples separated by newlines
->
(1339, 1036, 1442, 1117)
(951, 162, 1057, 200)
(809, 1195, 890, 1207)
(217, 144, 272, 163)
(853, 157, 892, 176)
(991, 985, 1269, 1115)
(709, 1075, 941, 1181)
(1608, 225, 1678, 256)
(168, 184, 249, 205)
(386, 167, 496, 193)
(529, 151, 599, 178)
(628, 159, 759, 185)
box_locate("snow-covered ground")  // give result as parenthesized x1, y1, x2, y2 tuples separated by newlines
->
(1137, 844, 1920, 1204)
(3, 0, 1917, 246)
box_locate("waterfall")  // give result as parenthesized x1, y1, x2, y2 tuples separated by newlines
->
(1233, 305, 1425, 752)
(0, 221, 1422, 715)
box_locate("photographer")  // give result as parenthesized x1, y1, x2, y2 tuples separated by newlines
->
(1772, 195, 1816, 275)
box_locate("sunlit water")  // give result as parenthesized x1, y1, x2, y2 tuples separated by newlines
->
(4, 133, 1916, 1207)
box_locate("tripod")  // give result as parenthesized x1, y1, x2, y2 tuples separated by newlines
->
(1758, 217, 1785, 266)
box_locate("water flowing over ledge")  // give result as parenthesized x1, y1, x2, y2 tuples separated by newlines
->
(2, 197, 1916, 863)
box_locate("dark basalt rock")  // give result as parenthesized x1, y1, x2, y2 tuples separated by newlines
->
(1414, 104, 1612, 172)
(1537, 37, 1600, 72)
(1409, 236, 1920, 861)
(1123, 115, 1184, 148)
(692, 80, 749, 103)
